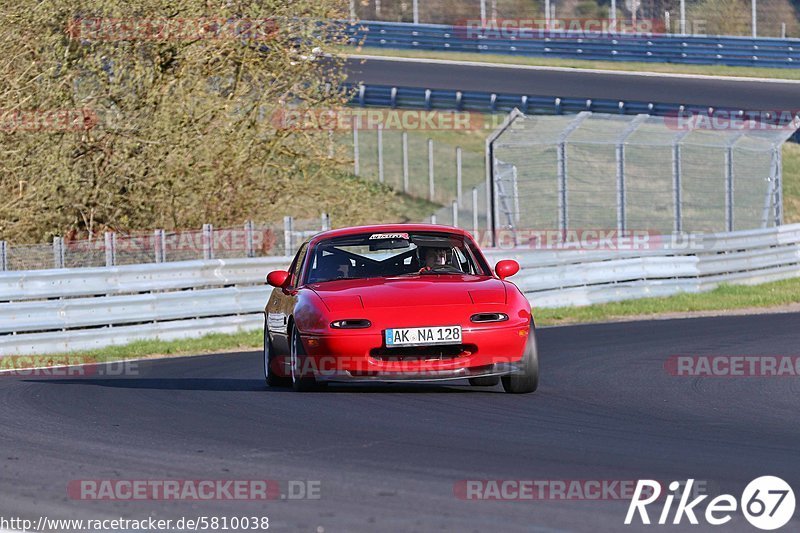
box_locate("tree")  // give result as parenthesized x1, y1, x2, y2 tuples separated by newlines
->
(0, 1, 359, 242)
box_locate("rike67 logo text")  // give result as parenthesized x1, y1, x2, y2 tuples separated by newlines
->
(626, 477, 795, 530)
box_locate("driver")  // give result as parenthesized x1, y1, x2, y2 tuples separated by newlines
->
(314, 252, 350, 281)
(419, 246, 453, 271)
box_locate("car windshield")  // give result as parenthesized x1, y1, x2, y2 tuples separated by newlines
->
(304, 231, 490, 284)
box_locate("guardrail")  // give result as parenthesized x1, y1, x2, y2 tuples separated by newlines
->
(348, 83, 800, 142)
(348, 21, 800, 68)
(2, 225, 800, 355)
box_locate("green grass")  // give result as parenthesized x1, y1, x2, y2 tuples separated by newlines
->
(536, 277, 800, 325)
(345, 47, 800, 81)
(7, 275, 800, 370)
(783, 143, 800, 224)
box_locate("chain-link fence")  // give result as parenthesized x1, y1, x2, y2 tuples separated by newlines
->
(342, 116, 495, 232)
(489, 111, 796, 239)
(0, 215, 330, 272)
(352, 0, 800, 38)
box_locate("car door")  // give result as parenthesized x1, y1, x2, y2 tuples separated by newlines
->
(267, 242, 308, 355)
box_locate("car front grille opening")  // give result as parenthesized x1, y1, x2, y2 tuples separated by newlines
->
(370, 344, 476, 361)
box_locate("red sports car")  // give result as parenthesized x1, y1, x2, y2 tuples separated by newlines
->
(263, 224, 538, 393)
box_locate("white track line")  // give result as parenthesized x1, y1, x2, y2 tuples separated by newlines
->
(346, 53, 800, 85)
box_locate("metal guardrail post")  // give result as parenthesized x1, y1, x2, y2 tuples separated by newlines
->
(377, 124, 384, 183)
(53, 237, 65, 269)
(452, 201, 459, 228)
(412, 0, 419, 24)
(284, 216, 294, 256)
(202, 224, 214, 260)
(402, 131, 409, 193)
(245, 221, 255, 258)
(0, 241, 7, 271)
(428, 138, 435, 201)
(456, 146, 463, 206)
(104, 232, 115, 267)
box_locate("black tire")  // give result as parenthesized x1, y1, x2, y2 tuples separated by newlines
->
(290, 326, 321, 392)
(501, 322, 539, 394)
(469, 376, 500, 387)
(264, 326, 290, 388)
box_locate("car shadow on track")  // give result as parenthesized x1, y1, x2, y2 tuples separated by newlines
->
(22, 378, 505, 393)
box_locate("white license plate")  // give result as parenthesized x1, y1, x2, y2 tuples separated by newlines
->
(384, 326, 462, 347)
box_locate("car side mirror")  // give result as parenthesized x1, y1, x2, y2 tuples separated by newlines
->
(495, 260, 520, 280)
(267, 270, 291, 288)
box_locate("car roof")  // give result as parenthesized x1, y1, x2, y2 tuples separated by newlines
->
(307, 224, 472, 245)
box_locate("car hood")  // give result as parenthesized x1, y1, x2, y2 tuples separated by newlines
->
(308, 275, 507, 311)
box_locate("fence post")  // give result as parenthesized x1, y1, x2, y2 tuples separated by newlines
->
(154, 229, 164, 263)
(472, 187, 479, 236)
(545, 0, 551, 29)
(452, 201, 459, 228)
(353, 121, 360, 177)
(751, 0, 757, 38)
(0, 241, 7, 271)
(412, 0, 419, 24)
(725, 147, 734, 232)
(557, 144, 567, 232)
(402, 131, 409, 193)
(430, 214, 437, 225)
(428, 138, 435, 201)
(245, 221, 255, 258)
(480, 0, 486, 25)
(456, 146, 463, 206)
(53, 237, 65, 269)
(611, 0, 617, 29)
(613, 115, 648, 233)
(776, 146, 783, 225)
(321, 212, 331, 231)
(202, 223, 214, 260)
(104, 231, 115, 267)
(284, 216, 294, 256)
(377, 124, 384, 183)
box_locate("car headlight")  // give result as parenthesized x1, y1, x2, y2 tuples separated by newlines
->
(470, 313, 509, 323)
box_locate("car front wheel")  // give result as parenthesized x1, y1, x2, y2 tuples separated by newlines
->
(501, 322, 539, 394)
(264, 326, 290, 388)
(290, 326, 322, 392)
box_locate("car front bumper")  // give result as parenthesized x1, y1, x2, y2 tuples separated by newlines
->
(294, 322, 530, 383)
